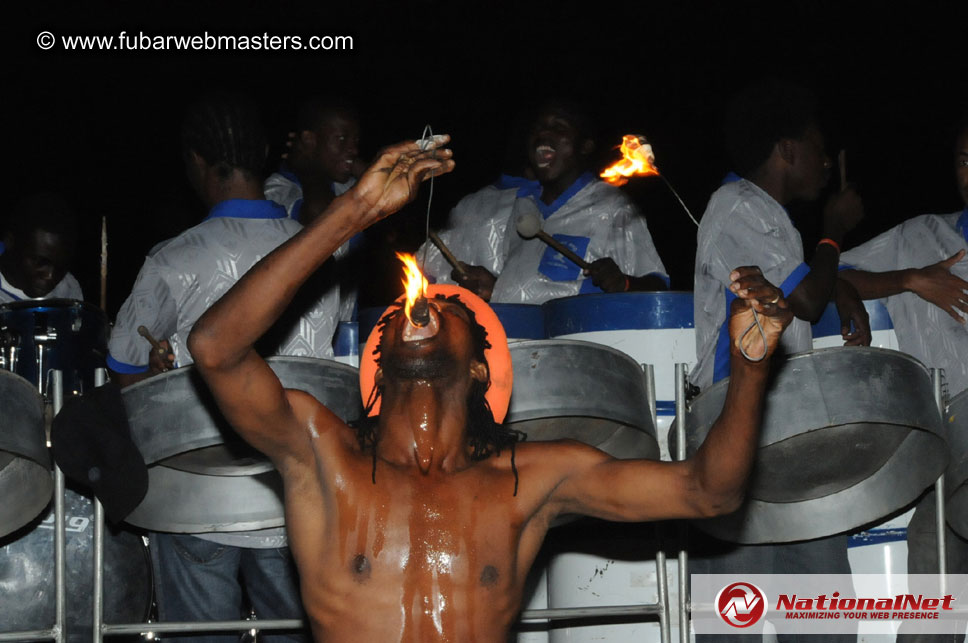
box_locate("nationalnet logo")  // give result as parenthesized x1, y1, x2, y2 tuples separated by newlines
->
(694, 575, 967, 635)
(716, 582, 768, 627)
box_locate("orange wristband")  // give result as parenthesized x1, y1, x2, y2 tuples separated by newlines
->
(624, 276, 631, 292)
(817, 238, 841, 253)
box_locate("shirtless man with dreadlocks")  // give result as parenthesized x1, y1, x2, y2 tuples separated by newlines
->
(188, 136, 793, 642)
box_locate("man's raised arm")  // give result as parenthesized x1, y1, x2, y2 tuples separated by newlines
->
(547, 266, 792, 523)
(188, 139, 454, 461)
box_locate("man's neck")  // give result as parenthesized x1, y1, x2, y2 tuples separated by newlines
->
(539, 168, 584, 205)
(746, 165, 791, 207)
(204, 173, 265, 207)
(376, 380, 472, 474)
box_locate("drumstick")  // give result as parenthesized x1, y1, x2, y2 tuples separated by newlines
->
(428, 231, 468, 278)
(137, 326, 167, 355)
(838, 149, 847, 192)
(516, 212, 591, 270)
(100, 216, 108, 311)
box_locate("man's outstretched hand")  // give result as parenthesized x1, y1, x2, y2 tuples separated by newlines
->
(352, 137, 455, 227)
(906, 249, 968, 324)
(727, 266, 793, 363)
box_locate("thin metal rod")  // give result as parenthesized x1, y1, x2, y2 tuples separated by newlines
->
(0, 629, 59, 641)
(656, 542, 671, 643)
(674, 363, 690, 643)
(52, 371, 66, 643)
(932, 369, 947, 589)
(93, 369, 106, 643)
(102, 619, 304, 636)
(660, 175, 699, 228)
(519, 604, 663, 621)
(642, 363, 657, 447)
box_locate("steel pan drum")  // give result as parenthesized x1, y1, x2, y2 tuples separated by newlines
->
(543, 292, 694, 461)
(0, 299, 108, 396)
(682, 347, 947, 543)
(122, 356, 361, 532)
(945, 389, 968, 538)
(505, 339, 658, 460)
(0, 370, 51, 537)
(0, 488, 152, 642)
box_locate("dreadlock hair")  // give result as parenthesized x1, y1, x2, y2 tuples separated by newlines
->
(350, 294, 526, 494)
(181, 91, 267, 181)
(724, 79, 819, 178)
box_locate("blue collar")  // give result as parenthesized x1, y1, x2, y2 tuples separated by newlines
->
(204, 199, 288, 221)
(958, 207, 968, 245)
(495, 174, 542, 199)
(278, 167, 301, 187)
(721, 171, 742, 184)
(534, 171, 596, 219)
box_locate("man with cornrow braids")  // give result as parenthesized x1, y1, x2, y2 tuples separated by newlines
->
(108, 92, 338, 642)
(188, 134, 793, 642)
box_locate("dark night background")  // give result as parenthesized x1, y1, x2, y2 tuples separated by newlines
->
(6, 1, 968, 315)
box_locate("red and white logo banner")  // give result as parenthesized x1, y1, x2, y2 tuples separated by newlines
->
(692, 574, 968, 635)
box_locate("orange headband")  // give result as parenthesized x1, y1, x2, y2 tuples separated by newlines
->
(358, 284, 513, 423)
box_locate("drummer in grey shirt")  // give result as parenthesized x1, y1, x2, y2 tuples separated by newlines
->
(108, 93, 338, 642)
(691, 81, 868, 643)
(839, 116, 968, 643)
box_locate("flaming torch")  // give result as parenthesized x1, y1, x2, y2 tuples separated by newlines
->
(600, 134, 699, 227)
(600, 135, 659, 186)
(397, 252, 431, 327)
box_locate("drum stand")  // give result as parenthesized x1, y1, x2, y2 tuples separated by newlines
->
(516, 363, 673, 643)
(932, 368, 948, 584)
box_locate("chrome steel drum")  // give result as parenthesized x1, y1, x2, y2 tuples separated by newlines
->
(122, 356, 361, 532)
(0, 370, 51, 537)
(0, 488, 152, 642)
(543, 291, 695, 461)
(682, 347, 947, 543)
(945, 389, 968, 538)
(0, 299, 108, 397)
(506, 339, 658, 460)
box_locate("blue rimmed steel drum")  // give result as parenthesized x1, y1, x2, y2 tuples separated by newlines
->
(683, 347, 948, 543)
(122, 356, 361, 532)
(543, 292, 694, 460)
(0, 369, 50, 538)
(945, 389, 968, 539)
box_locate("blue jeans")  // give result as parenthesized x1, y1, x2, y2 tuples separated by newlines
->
(150, 533, 307, 643)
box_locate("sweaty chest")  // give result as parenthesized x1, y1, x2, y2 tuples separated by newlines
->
(330, 465, 522, 587)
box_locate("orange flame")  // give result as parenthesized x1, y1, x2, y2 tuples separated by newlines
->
(397, 252, 428, 323)
(600, 134, 660, 186)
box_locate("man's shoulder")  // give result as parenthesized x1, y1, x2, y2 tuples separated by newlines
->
(700, 180, 780, 233)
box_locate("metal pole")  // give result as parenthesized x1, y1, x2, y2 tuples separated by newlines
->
(93, 369, 107, 643)
(674, 363, 689, 643)
(52, 370, 65, 643)
(643, 363, 657, 443)
(656, 546, 670, 643)
(932, 369, 947, 590)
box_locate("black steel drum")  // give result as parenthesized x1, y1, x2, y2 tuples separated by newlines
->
(505, 339, 658, 460)
(945, 389, 968, 538)
(680, 347, 948, 543)
(0, 488, 152, 642)
(122, 357, 362, 532)
(0, 369, 51, 538)
(0, 298, 108, 397)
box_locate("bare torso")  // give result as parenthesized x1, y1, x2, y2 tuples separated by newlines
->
(280, 393, 557, 643)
